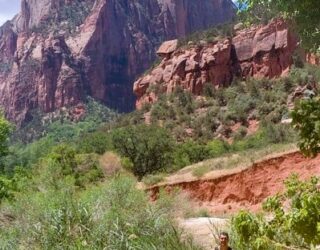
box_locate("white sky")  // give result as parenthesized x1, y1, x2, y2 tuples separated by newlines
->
(0, 0, 20, 25)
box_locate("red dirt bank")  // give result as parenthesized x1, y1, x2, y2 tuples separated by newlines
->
(148, 151, 320, 215)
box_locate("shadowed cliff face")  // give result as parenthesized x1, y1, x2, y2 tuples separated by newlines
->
(0, 0, 235, 125)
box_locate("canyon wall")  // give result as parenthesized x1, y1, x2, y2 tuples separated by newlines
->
(0, 0, 235, 125)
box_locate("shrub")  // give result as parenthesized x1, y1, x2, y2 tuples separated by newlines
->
(0, 176, 14, 203)
(99, 151, 122, 177)
(233, 126, 248, 141)
(48, 144, 78, 176)
(173, 140, 211, 169)
(178, 23, 234, 47)
(202, 82, 216, 97)
(74, 153, 103, 187)
(231, 130, 267, 151)
(291, 98, 320, 156)
(37, 145, 103, 188)
(206, 139, 230, 157)
(263, 122, 295, 144)
(76, 131, 113, 154)
(192, 164, 211, 178)
(112, 125, 175, 179)
(0, 114, 12, 159)
(173, 87, 195, 114)
(3, 136, 55, 172)
(203, 109, 220, 132)
(247, 79, 261, 98)
(142, 173, 166, 186)
(231, 175, 320, 249)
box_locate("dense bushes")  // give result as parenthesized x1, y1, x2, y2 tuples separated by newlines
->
(173, 140, 212, 169)
(12, 97, 117, 144)
(4, 120, 296, 180)
(206, 139, 230, 157)
(292, 98, 320, 157)
(0, 114, 12, 157)
(76, 131, 113, 154)
(36, 145, 103, 188)
(231, 175, 320, 249)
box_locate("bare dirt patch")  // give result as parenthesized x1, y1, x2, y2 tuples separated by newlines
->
(179, 217, 227, 250)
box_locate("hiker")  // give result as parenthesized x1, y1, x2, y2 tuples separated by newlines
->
(215, 232, 232, 250)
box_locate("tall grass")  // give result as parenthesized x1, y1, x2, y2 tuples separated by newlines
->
(0, 171, 203, 249)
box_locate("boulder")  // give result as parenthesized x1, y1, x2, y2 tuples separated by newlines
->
(157, 40, 178, 57)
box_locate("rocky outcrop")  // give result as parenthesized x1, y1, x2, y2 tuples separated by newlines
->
(233, 19, 298, 78)
(0, 0, 236, 125)
(134, 19, 298, 108)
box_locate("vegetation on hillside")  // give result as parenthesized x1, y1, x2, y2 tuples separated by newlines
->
(5, 64, 320, 180)
(31, 0, 95, 36)
(0, 114, 12, 159)
(119, 65, 320, 144)
(178, 23, 235, 48)
(12, 97, 118, 144)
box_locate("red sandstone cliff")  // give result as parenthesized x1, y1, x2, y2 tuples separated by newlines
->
(0, 0, 236, 125)
(134, 19, 298, 108)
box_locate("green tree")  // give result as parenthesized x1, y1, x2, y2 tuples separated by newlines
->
(0, 114, 12, 170)
(112, 125, 175, 180)
(231, 175, 320, 249)
(48, 144, 77, 176)
(76, 131, 113, 154)
(0, 176, 14, 203)
(291, 98, 320, 157)
(238, 0, 320, 51)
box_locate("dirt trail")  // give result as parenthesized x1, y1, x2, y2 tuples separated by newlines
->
(149, 151, 320, 214)
(179, 217, 227, 250)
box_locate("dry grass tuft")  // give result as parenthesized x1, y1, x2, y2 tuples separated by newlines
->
(99, 151, 122, 176)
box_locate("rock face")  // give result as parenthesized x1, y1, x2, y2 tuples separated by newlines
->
(134, 19, 298, 108)
(0, 0, 236, 125)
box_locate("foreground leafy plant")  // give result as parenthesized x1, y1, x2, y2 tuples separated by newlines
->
(292, 98, 320, 157)
(231, 175, 320, 249)
(0, 114, 12, 158)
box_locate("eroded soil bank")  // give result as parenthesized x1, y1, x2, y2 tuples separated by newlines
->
(148, 151, 320, 214)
